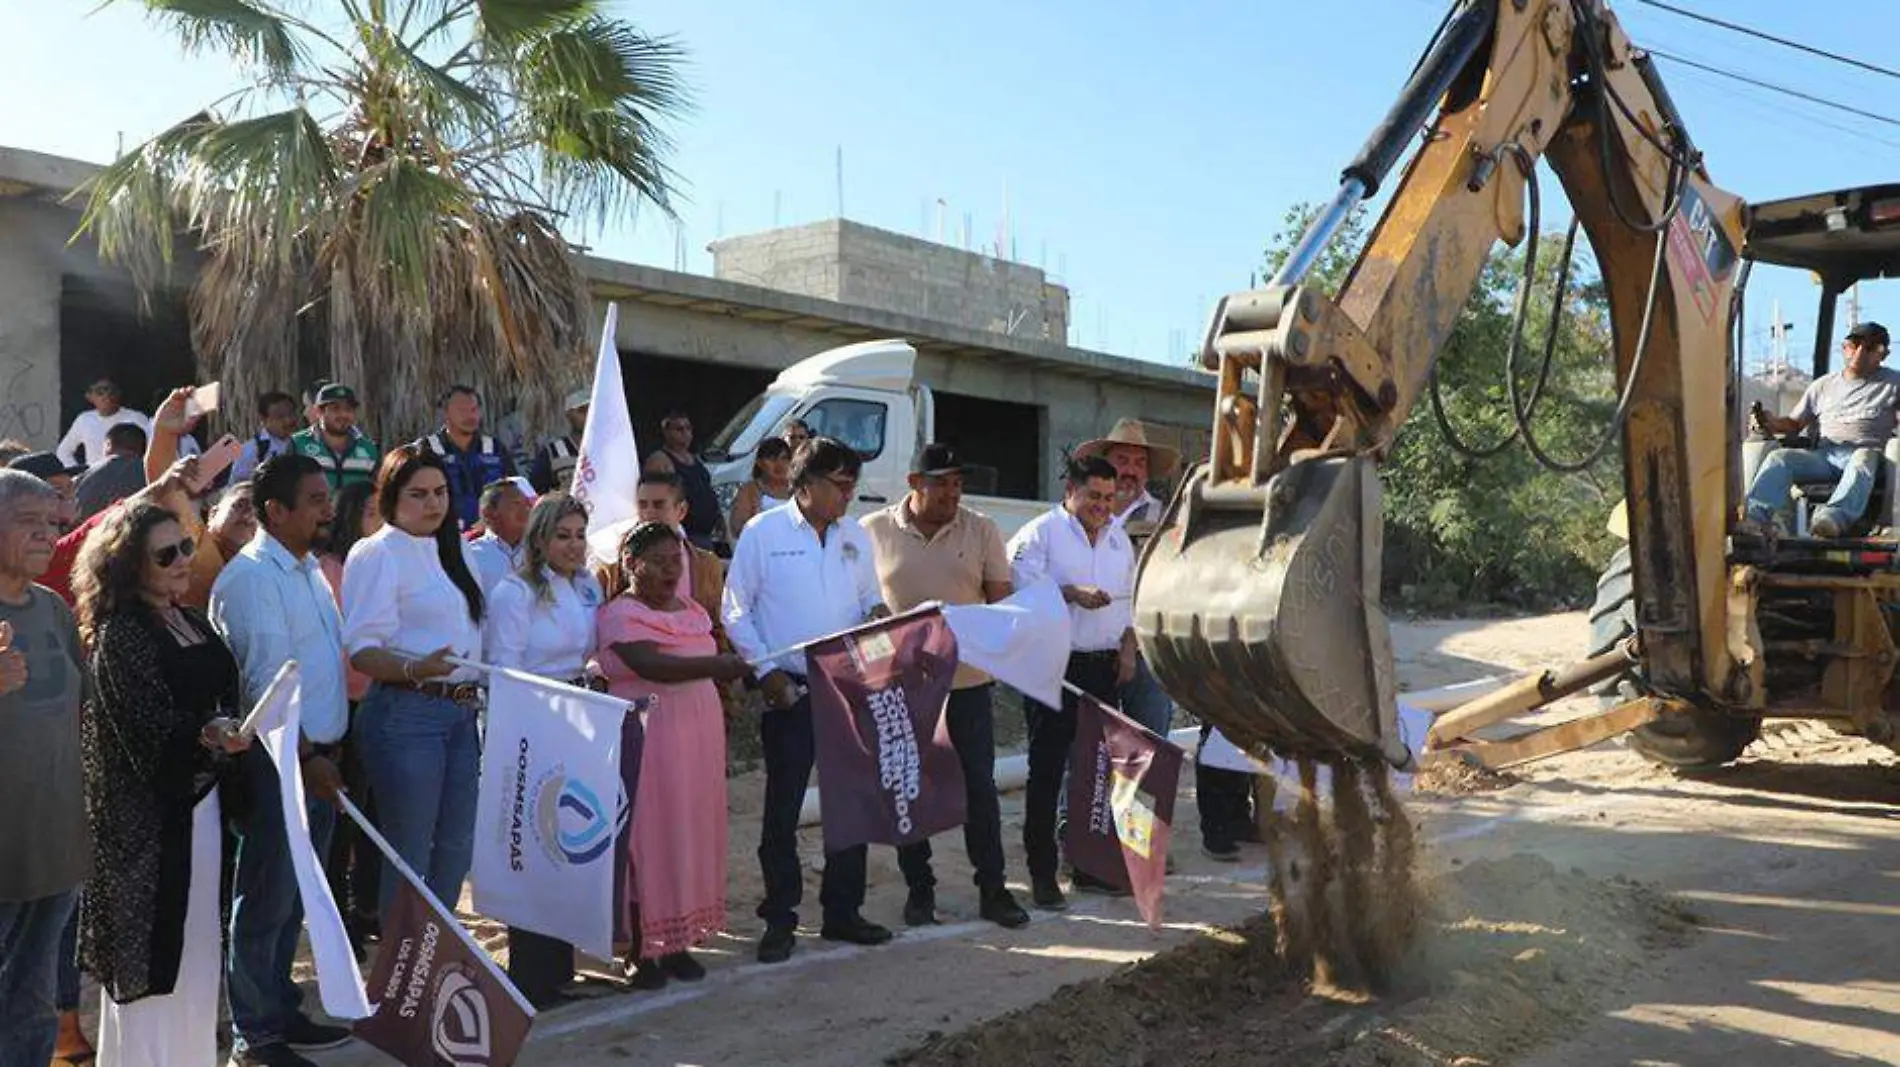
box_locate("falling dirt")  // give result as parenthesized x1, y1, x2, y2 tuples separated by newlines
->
(892, 853, 1697, 1067)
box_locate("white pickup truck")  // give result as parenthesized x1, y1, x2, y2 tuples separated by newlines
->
(702, 339, 1051, 539)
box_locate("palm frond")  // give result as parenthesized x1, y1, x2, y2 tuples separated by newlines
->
(70, 113, 218, 290)
(178, 108, 338, 267)
(502, 16, 689, 221)
(132, 0, 303, 80)
(471, 0, 595, 48)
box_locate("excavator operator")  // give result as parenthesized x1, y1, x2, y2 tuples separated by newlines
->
(1746, 321, 1898, 538)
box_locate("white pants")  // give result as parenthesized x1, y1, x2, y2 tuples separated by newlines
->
(98, 791, 222, 1067)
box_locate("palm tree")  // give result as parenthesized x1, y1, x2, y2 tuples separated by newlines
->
(75, 0, 688, 443)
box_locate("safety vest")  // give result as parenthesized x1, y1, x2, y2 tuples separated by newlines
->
(424, 431, 510, 531)
(291, 427, 381, 492)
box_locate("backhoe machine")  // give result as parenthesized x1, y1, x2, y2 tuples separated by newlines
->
(1136, 0, 1900, 772)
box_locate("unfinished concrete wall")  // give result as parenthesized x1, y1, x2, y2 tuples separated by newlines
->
(611, 294, 1205, 499)
(710, 220, 1070, 344)
(0, 199, 73, 449)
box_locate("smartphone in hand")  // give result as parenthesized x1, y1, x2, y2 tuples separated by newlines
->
(187, 434, 244, 494)
(183, 382, 221, 419)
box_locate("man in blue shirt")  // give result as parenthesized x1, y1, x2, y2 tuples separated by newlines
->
(418, 385, 516, 532)
(209, 455, 352, 1067)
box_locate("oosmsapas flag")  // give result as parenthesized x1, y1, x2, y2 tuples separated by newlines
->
(356, 875, 534, 1067)
(1065, 693, 1185, 928)
(807, 610, 965, 853)
(470, 667, 634, 960)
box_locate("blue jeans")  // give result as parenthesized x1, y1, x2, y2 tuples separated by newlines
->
(355, 685, 481, 917)
(1120, 655, 1176, 738)
(1745, 444, 1882, 529)
(228, 749, 338, 1052)
(55, 899, 78, 1012)
(0, 890, 77, 1067)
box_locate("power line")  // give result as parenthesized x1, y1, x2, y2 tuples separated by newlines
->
(1644, 49, 1900, 130)
(1632, 0, 1900, 83)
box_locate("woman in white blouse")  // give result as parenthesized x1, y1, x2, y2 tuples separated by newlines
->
(482, 493, 602, 1007)
(341, 446, 487, 915)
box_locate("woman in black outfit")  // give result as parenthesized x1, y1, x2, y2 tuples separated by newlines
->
(73, 502, 249, 1065)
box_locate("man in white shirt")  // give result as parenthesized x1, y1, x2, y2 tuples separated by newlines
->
(208, 453, 353, 1064)
(1074, 419, 1185, 741)
(722, 436, 894, 964)
(1004, 455, 1138, 909)
(467, 478, 534, 593)
(55, 378, 150, 470)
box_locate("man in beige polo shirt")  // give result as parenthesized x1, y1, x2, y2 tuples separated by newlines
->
(863, 443, 1031, 931)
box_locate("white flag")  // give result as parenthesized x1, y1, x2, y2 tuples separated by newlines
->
(570, 303, 640, 562)
(942, 579, 1072, 708)
(248, 664, 372, 1020)
(471, 668, 629, 960)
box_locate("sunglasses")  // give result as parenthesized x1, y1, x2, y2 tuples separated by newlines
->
(152, 537, 197, 568)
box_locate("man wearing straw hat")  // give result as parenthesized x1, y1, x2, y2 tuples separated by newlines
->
(1072, 419, 1182, 741)
(1073, 418, 1183, 532)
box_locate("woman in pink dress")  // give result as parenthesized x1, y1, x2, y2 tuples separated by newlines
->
(594, 521, 750, 988)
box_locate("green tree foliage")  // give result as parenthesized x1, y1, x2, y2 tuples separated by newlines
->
(1263, 202, 1623, 611)
(75, 0, 690, 441)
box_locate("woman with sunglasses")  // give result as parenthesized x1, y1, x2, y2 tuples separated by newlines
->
(482, 493, 603, 1007)
(595, 521, 749, 989)
(725, 435, 794, 539)
(73, 502, 248, 1066)
(342, 446, 486, 914)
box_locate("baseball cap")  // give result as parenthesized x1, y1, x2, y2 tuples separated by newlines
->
(7, 451, 86, 481)
(1847, 321, 1891, 347)
(564, 388, 591, 411)
(912, 442, 964, 476)
(315, 383, 359, 407)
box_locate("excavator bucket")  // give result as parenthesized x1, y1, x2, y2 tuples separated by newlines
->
(1135, 454, 1413, 769)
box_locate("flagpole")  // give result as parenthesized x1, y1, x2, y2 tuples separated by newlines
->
(337, 795, 537, 1016)
(236, 659, 301, 739)
(742, 600, 944, 669)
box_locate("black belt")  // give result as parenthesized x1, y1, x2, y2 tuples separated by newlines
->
(387, 679, 485, 708)
(1071, 649, 1120, 661)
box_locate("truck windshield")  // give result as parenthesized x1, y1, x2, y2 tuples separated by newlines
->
(703, 392, 797, 462)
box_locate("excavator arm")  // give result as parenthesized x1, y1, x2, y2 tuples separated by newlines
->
(1135, 0, 1748, 767)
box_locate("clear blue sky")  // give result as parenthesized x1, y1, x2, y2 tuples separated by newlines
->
(5, 0, 1899, 375)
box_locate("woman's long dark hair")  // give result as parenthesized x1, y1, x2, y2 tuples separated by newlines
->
(324, 480, 377, 564)
(372, 445, 484, 623)
(72, 502, 181, 643)
(750, 436, 792, 482)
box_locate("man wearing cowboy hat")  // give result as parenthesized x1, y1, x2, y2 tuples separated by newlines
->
(530, 389, 591, 494)
(1073, 419, 1182, 743)
(1074, 419, 1182, 530)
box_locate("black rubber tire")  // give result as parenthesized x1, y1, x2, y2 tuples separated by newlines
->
(1587, 544, 1761, 769)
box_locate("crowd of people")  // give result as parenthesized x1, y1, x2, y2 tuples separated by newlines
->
(0, 372, 1258, 1067)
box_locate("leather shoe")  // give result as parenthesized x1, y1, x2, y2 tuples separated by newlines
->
(979, 888, 1031, 928)
(820, 914, 893, 946)
(659, 951, 705, 982)
(1202, 839, 1241, 862)
(757, 925, 796, 964)
(626, 958, 667, 990)
(1031, 879, 1068, 911)
(903, 887, 938, 927)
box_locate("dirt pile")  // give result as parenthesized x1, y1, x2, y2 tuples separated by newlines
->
(891, 853, 1697, 1067)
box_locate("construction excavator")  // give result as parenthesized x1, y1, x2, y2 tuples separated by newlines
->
(1135, 0, 1900, 773)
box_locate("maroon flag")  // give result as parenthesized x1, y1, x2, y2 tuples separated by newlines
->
(807, 609, 966, 853)
(356, 875, 535, 1067)
(1064, 693, 1184, 928)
